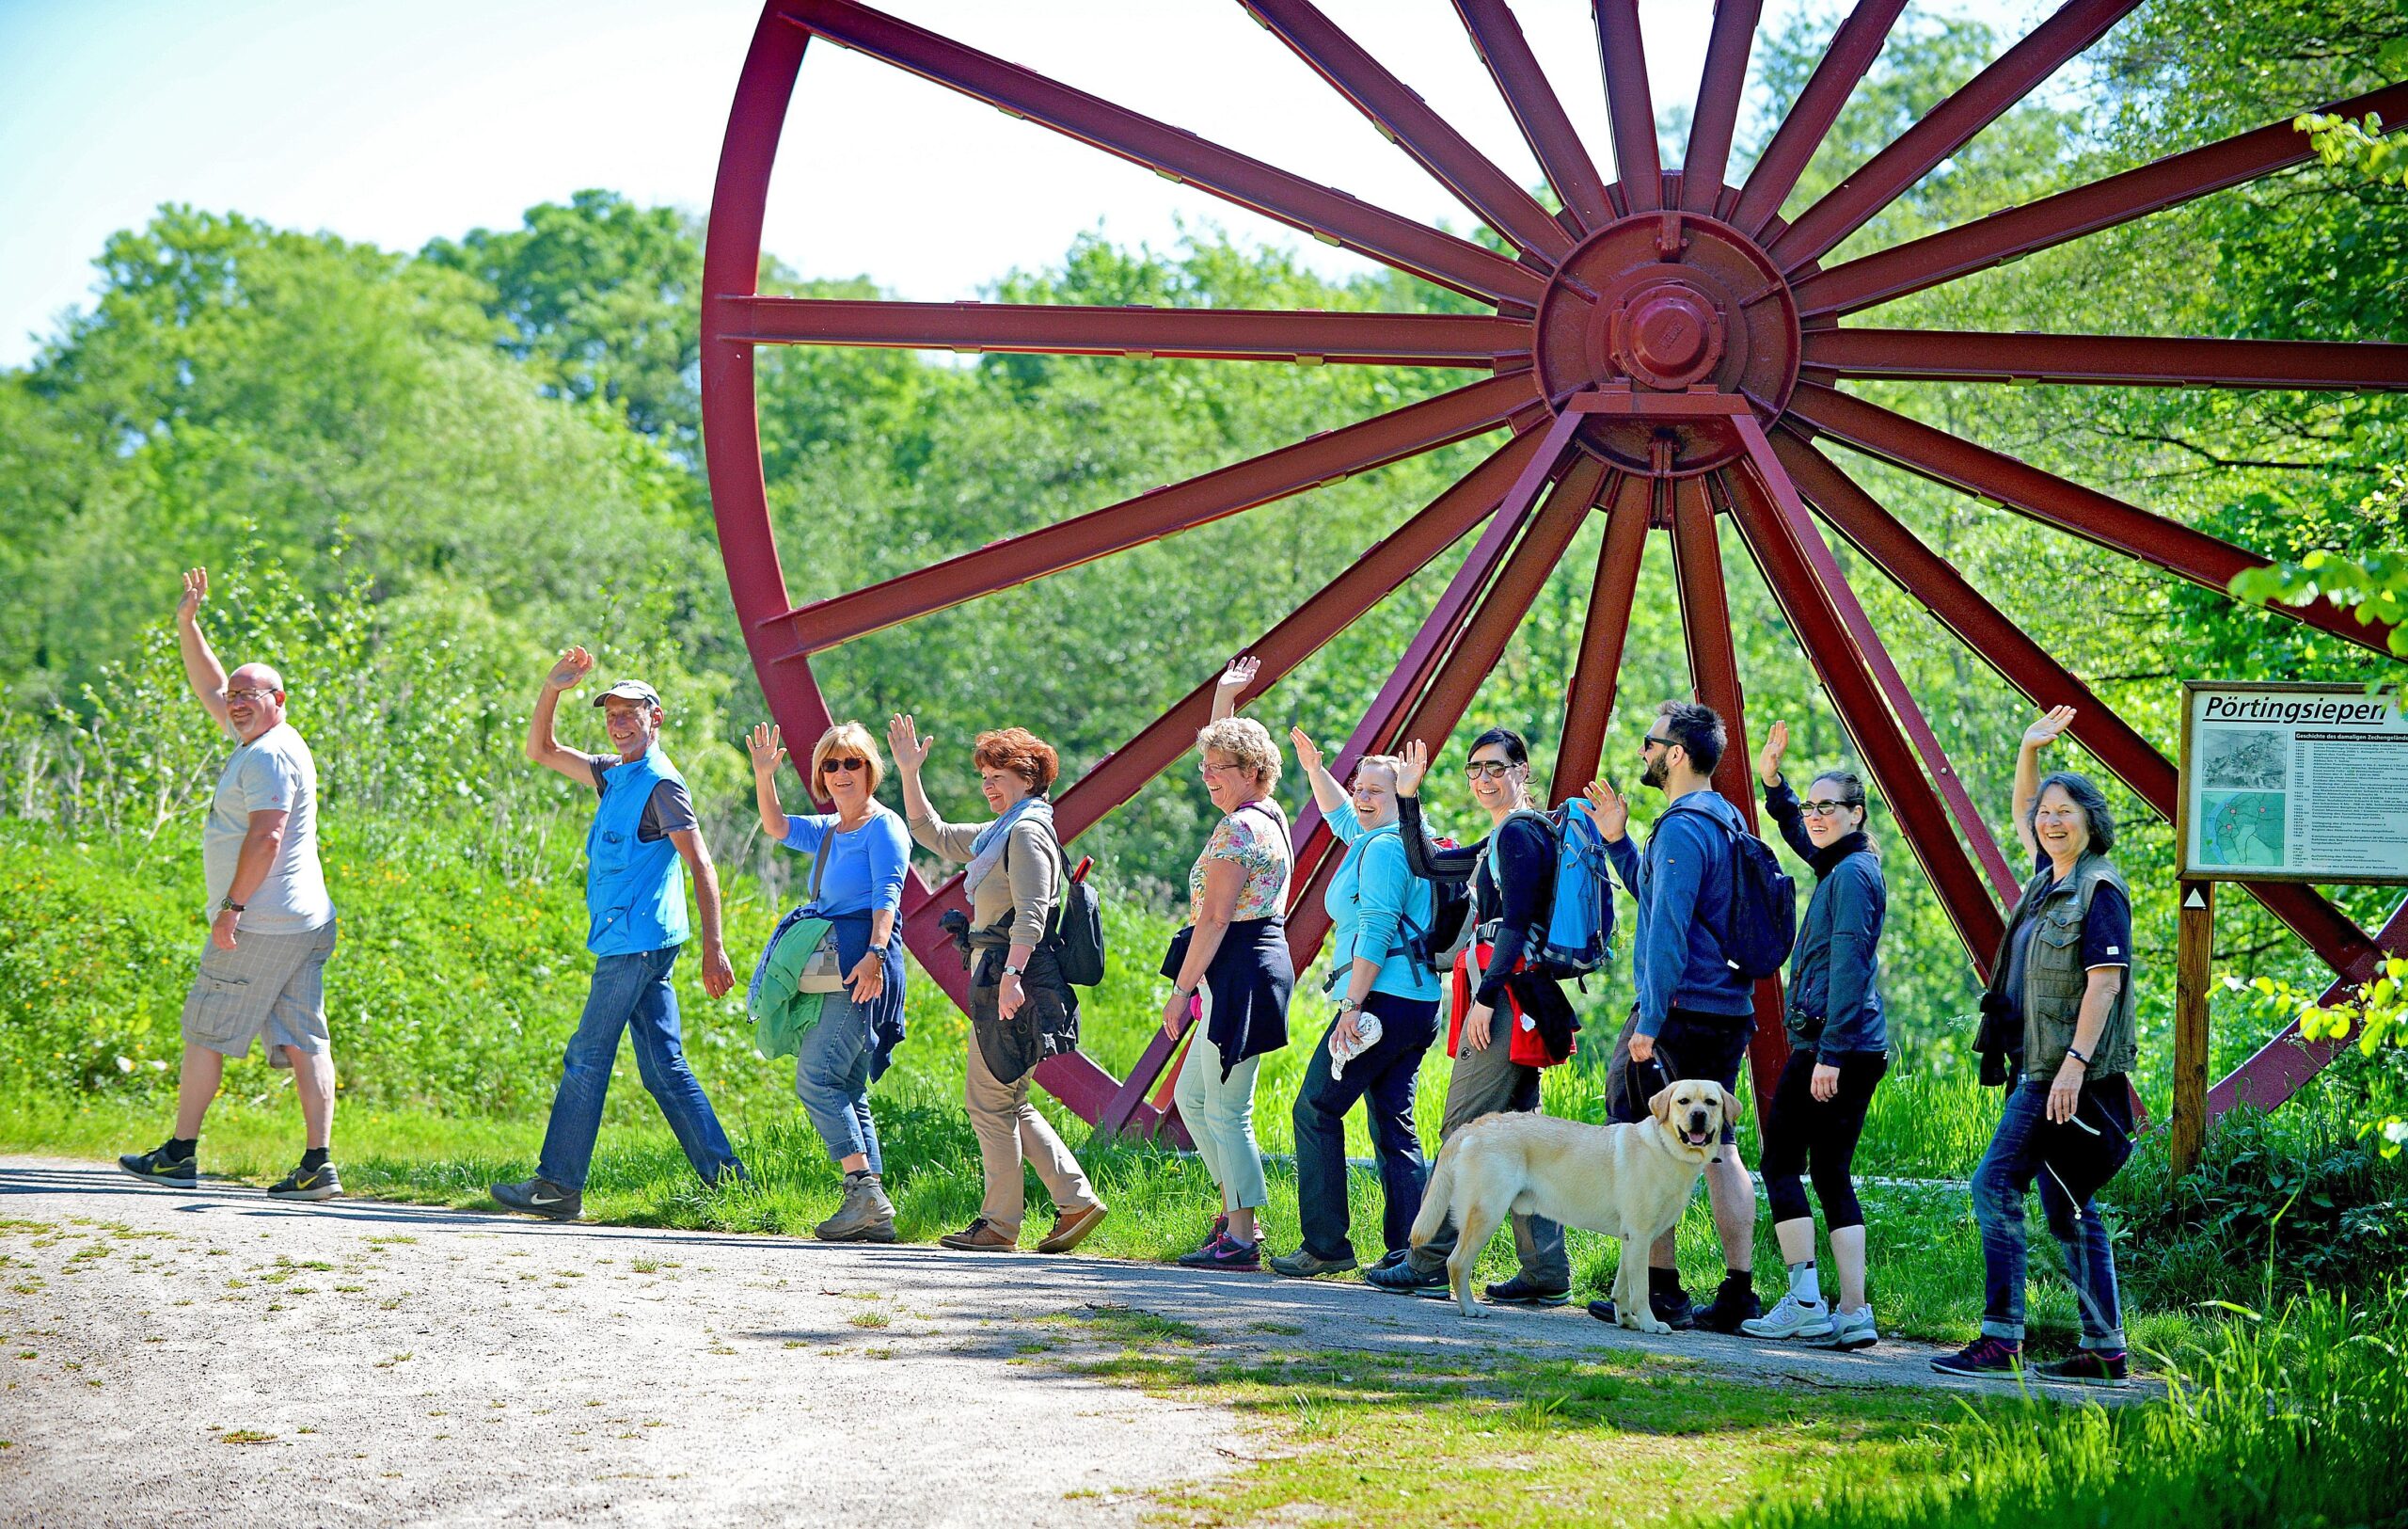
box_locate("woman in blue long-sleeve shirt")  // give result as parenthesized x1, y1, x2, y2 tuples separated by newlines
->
(1741, 721, 1889, 1351)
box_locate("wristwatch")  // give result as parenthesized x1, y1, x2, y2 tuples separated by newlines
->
(219, 899, 246, 915)
(2064, 1045, 2090, 1068)
(1002, 964, 1026, 978)
(1333, 996, 1360, 1015)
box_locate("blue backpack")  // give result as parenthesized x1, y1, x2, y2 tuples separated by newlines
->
(1500, 801, 1618, 980)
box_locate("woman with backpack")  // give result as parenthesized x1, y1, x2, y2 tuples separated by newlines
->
(1739, 722, 1888, 1352)
(1161, 659, 1293, 1271)
(1364, 727, 1576, 1306)
(1273, 729, 1441, 1281)
(888, 715, 1107, 1256)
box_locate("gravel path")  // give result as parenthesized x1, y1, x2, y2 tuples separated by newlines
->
(0, 1156, 2130, 1526)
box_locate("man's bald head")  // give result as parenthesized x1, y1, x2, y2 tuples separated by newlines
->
(225, 662, 288, 742)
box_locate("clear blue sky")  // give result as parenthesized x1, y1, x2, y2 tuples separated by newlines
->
(0, 0, 2020, 370)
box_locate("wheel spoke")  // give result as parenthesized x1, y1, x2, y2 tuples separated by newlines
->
(1048, 428, 1549, 845)
(1682, 0, 1762, 213)
(1667, 475, 1793, 1110)
(1453, 0, 1615, 230)
(1768, 0, 2142, 272)
(718, 295, 1533, 365)
(1733, 423, 2018, 896)
(768, 374, 1538, 657)
(1246, 0, 1573, 262)
(1592, 0, 1661, 212)
(1283, 412, 1590, 964)
(1796, 80, 2408, 315)
(781, 0, 1544, 306)
(1547, 471, 1650, 803)
(1786, 383, 2398, 656)
(1730, 0, 1908, 237)
(2215, 899, 2408, 1116)
(1776, 429, 2403, 1108)
(1717, 462, 2010, 966)
(1804, 328, 2408, 390)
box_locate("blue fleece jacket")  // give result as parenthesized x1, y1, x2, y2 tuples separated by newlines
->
(1604, 787, 1756, 1035)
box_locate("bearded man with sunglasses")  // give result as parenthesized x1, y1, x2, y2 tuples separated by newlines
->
(489, 647, 745, 1219)
(120, 568, 343, 1200)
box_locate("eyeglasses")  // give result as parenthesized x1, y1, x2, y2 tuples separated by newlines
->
(227, 688, 279, 704)
(819, 757, 867, 774)
(1800, 799, 1856, 818)
(1640, 733, 1672, 752)
(1463, 760, 1517, 780)
(1199, 760, 1245, 778)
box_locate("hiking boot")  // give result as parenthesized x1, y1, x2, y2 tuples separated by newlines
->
(1696, 1272, 1764, 1333)
(1483, 1275, 1573, 1307)
(1367, 1248, 1409, 1272)
(1930, 1336, 2023, 1378)
(1586, 1279, 1696, 1330)
(815, 1171, 896, 1243)
(1177, 1233, 1260, 1271)
(1363, 1255, 1449, 1295)
(1270, 1247, 1357, 1279)
(266, 1160, 341, 1202)
(1740, 1293, 1832, 1341)
(119, 1140, 196, 1189)
(938, 1217, 1016, 1251)
(1037, 1202, 1108, 1255)
(2036, 1349, 2130, 1388)
(491, 1177, 581, 1221)
(1813, 1305, 1879, 1351)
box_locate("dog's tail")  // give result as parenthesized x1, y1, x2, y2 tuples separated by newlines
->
(1409, 1136, 1460, 1250)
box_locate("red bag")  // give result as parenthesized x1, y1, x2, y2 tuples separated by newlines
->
(1448, 941, 1574, 1068)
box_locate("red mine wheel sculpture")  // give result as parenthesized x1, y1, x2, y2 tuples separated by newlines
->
(701, 0, 2408, 1141)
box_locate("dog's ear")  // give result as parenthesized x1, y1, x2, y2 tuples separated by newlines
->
(1649, 1084, 1674, 1128)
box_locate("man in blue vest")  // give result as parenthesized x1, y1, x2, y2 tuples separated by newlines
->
(491, 646, 745, 1218)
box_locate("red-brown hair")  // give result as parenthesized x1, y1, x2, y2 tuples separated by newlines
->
(973, 727, 1059, 793)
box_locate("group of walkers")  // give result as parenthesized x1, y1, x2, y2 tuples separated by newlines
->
(121, 571, 2142, 1387)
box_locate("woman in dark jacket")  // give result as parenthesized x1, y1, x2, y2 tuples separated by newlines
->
(1363, 726, 1576, 1306)
(1741, 722, 1887, 1351)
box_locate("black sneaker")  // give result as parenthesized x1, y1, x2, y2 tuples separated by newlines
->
(1696, 1272, 1764, 1334)
(1930, 1335, 2024, 1378)
(1586, 1283, 1697, 1330)
(119, 1141, 196, 1189)
(1483, 1275, 1573, 1307)
(2036, 1349, 2130, 1388)
(266, 1161, 341, 1202)
(490, 1176, 581, 1221)
(1363, 1255, 1449, 1295)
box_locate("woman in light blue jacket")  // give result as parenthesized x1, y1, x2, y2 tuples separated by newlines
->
(1273, 727, 1440, 1279)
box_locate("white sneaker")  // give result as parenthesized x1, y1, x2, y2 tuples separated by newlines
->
(1739, 1292, 1832, 1340)
(1814, 1305, 1878, 1350)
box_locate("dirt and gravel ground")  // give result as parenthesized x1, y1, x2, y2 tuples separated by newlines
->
(0, 1156, 2112, 1527)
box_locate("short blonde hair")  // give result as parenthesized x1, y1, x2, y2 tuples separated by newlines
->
(1354, 754, 1405, 788)
(1196, 717, 1281, 792)
(809, 721, 886, 801)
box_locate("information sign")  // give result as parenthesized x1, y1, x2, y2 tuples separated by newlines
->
(2178, 681, 2408, 884)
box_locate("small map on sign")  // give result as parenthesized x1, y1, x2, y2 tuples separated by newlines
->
(2200, 790, 2285, 868)
(2201, 727, 2288, 790)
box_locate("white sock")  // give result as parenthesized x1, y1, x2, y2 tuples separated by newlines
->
(1787, 1260, 1823, 1307)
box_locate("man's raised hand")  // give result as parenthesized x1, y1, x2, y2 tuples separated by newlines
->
(178, 568, 209, 623)
(1585, 777, 1629, 841)
(545, 646, 595, 693)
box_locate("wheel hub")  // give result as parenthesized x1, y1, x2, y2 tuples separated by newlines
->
(1531, 212, 1800, 477)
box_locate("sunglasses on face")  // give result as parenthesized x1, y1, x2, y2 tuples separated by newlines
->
(1800, 799, 1856, 818)
(1463, 760, 1517, 780)
(819, 757, 867, 775)
(1641, 733, 1672, 752)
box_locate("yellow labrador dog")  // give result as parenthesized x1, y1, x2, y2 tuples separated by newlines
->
(1407, 1080, 1728, 1329)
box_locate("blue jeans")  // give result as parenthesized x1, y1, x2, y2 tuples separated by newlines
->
(1291, 993, 1438, 1261)
(794, 992, 882, 1173)
(537, 946, 743, 1192)
(1972, 1079, 2127, 1350)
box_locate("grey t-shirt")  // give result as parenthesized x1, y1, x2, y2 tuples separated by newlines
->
(581, 754, 698, 842)
(203, 722, 333, 934)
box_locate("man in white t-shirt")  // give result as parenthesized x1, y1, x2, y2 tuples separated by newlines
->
(120, 568, 341, 1200)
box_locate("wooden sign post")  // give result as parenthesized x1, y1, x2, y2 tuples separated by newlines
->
(2171, 881, 2214, 1178)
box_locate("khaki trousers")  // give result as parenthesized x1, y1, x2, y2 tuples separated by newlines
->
(964, 1029, 1100, 1236)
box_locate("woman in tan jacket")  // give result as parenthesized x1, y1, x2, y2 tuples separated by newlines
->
(888, 714, 1107, 1254)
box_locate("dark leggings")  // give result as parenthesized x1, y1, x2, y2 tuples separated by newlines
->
(1758, 1048, 1889, 1230)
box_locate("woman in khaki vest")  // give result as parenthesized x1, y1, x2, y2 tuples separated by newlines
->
(1932, 706, 2137, 1388)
